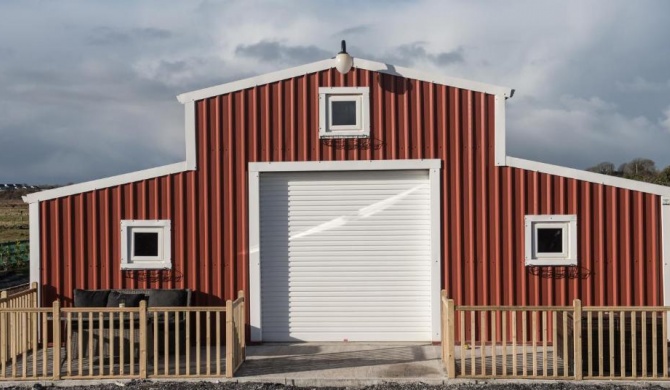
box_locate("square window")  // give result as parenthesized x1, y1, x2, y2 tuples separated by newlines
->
(330, 100, 358, 126)
(525, 215, 577, 266)
(121, 220, 171, 270)
(319, 87, 370, 138)
(536, 228, 563, 253)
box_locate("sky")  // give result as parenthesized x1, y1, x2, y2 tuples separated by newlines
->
(2, 0, 670, 185)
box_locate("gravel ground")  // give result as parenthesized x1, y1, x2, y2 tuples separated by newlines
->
(3, 381, 670, 390)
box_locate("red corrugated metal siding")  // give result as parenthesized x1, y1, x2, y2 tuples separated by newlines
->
(40, 68, 663, 313)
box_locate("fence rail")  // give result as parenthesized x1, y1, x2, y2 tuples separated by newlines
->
(1, 282, 38, 370)
(0, 289, 246, 381)
(442, 290, 670, 381)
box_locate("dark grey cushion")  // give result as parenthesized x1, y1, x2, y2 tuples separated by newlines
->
(106, 291, 146, 307)
(73, 289, 110, 307)
(148, 290, 188, 307)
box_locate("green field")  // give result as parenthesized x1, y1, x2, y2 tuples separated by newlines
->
(0, 192, 29, 243)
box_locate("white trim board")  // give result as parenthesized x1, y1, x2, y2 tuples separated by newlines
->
(248, 159, 443, 342)
(177, 58, 513, 103)
(506, 157, 670, 197)
(23, 162, 189, 204)
(29, 202, 40, 305)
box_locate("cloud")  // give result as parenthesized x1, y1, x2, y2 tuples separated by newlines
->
(616, 76, 670, 93)
(2, 0, 670, 184)
(87, 26, 173, 45)
(235, 40, 331, 65)
(333, 25, 371, 37)
(508, 94, 670, 170)
(382, 42, 464, 67)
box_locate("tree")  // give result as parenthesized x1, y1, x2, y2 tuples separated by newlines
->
(618, 158, 657, 180)
(586, 161, 616, 175)
(655, 165, 670, 186)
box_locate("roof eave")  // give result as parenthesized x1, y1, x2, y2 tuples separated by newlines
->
(176, 57, 513, 104)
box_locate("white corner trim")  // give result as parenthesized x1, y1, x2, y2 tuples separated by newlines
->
(429, 167, 442, 342)
(249, 159, 441, 173)
(248, 159, 443, 342)
(185, 101, 197, 170)
(662, 197, 670, 307)
(662, 197, 670, 340)
(506, 156, 670, 197)
(248, 170, 261, 342)
(176, 57, 513, 104)
(494, 95, 506, 166)
(24, 161, 190, 204)
(29, 202, 40, 305)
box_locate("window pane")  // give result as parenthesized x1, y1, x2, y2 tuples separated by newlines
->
(537, 228, 563, 253)
(134, 232, 159, 256)
(331, 101, 357, 126)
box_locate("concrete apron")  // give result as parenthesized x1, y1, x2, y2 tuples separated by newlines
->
(234, 342, 446, 387)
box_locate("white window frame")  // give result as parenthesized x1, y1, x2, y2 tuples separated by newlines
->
(319, 87, 370, 138)
(120, 220, 172, 270)
(524, 214, 577, 266)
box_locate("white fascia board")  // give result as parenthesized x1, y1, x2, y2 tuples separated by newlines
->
(177, 59, 334, 103)
(353, 58, 513, 98)
(29, 202, 40, 305)
(176, 58, 513, 104)
(23, 161, 189, 204)
(506, 156, 670, 197)
(249, 159, 441, 173)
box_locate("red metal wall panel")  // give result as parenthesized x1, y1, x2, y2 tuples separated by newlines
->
(40, 68, 663, 312)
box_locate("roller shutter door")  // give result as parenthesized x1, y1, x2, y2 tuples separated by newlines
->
(259, 170, 432, 341)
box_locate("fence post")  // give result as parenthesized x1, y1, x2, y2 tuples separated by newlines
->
(52, 300, 61, 380)
(1, 290, 6, 366)
(225, 299, 233, 378)
(446, 297, 456, 378)
(239, 290, 246, 361)
(139, 300, 147, 379)
(573, 299, 582, 380)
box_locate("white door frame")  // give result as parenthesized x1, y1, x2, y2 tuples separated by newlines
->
(248, 159, 442, 342)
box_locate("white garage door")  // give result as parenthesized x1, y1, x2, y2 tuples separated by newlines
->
(259, 170, 433, 342)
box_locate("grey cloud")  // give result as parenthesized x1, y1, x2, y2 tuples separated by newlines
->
(87, 27, 130, 45)
(383, 42, 464, 67)
(235, 41, 330, 65)
(87, 26, 172, 46)
(334, 25, 371, 37)
(133, 27, 171, 40)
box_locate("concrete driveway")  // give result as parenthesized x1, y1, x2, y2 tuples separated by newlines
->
(235, 343, 446, 386)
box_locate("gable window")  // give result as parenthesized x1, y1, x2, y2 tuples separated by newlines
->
(121, 220, 171, 270)
(319, 87, 370, 138)
(524, 215, 577, 266)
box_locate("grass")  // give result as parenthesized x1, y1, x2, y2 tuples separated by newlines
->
(0, 190, 32, 243)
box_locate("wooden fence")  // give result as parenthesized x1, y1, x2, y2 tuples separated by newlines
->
(1, 282, 38, 368)
(0, 289, 246, 380)
(442, 290, 670, 380)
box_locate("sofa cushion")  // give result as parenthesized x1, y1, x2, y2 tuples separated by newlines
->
(73, 289, 110, 307)
(106, 291, 146, 307)
(148, 289, 188, 307)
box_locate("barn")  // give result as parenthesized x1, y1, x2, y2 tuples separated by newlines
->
(23, 55, 670, 344)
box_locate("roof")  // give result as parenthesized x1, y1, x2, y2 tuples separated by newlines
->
(176, 58, 514, 103)
(23, 57, 670, 203)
